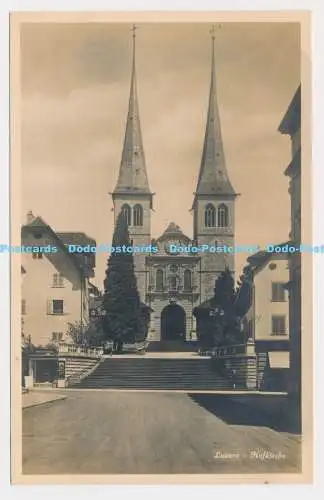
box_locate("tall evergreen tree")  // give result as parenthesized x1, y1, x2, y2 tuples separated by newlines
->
(214, 266, 236, 313)
(234, 266, 254, 318)
(213, 267, 243, 345)
(102, 212, 143, 348)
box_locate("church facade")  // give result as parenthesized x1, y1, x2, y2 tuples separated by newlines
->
(110, 32, 238, 342)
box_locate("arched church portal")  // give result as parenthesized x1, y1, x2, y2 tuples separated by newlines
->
(161, 303, 186, 341)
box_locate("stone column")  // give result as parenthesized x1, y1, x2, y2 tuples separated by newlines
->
(28, 359, 34, 378)
(191, 315, 197, 341)
(25, 359, 35, 389)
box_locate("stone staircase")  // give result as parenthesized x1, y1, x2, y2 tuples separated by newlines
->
(72, 357, 234, 390)
(63, 357, 100, 379)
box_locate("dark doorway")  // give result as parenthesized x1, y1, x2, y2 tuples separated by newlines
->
(34, 359, 58, 383)
(161, 303, 186, 341)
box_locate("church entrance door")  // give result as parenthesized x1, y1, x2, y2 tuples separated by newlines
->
(161, 304, 186, 341)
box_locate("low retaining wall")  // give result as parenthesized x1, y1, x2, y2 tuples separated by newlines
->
(260, 367, 290, 392)
(211, 355, 257, 390)
(211, 352, 289, 392)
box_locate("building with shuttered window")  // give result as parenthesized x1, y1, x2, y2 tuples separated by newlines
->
(241, 245, 290, 345)
(21, 211, 96, 346)
(278, 84, 301, 399)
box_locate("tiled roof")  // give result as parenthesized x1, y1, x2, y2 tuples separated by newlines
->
(156, 222, 191, 243)
(247, 241, 291, 271)
(57, 232, 96, 247)
(162, 222, 184, 235)
(21, 217, 96, 276)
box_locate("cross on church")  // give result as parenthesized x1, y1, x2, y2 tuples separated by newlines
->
(131, 24, 138, 38)
(209, 24, 221, 39)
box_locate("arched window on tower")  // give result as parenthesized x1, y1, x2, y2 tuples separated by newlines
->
(133, 204, 143, 226)
(184, 270, 192, 291)
(217, 204, 229, 228)
(121, 204, 131, 226)
(204, 203, 216, 227)
(156, 269, 164, 291)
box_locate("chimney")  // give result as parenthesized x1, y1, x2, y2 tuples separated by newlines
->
(26, 210, 35, 224)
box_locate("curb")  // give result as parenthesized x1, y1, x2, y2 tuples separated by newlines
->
(22, 396, 67, 410)
(36, 388, 287, 394)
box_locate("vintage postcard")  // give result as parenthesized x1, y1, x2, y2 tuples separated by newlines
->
(10, 11, 312, 484)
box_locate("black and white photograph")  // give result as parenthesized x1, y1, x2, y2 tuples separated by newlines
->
(10, 11, 312, 483)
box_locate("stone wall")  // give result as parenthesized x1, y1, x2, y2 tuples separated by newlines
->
(211, 354, 257, 390)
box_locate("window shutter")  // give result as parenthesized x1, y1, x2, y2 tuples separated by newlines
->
(47, 299, 53, 315)
(272, 283, 285, 302)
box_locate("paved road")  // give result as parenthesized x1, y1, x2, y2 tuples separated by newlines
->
(22, 391, 301, 475)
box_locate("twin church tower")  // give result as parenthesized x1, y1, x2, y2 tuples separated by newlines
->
(110, 27, 238, 341)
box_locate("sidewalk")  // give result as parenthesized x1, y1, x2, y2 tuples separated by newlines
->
(103, 352, 203, 359)
(22, 390, 67, 409)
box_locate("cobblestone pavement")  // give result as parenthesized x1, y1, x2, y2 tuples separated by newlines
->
(22, 391, 301, 475)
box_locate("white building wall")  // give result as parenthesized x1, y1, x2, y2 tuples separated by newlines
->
(254, 256, 290, 341)
(22, 250, 87, 347)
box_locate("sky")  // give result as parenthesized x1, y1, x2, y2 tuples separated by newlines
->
(20, 22, 300, 289)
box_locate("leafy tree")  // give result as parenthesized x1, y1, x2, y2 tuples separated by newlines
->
(102, 211, 144, 350)
(66, 319, 104, 346)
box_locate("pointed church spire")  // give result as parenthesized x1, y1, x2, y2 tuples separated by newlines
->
(113, 25, 152, 196)
(192, 26, 236, 207)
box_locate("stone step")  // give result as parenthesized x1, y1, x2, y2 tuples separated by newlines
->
(88, 375, 221, 380)
(146, 340, 199, 352)
(71, 356, 240, 390)
(78, 379, 233, 387)
(93, 359, 210, 364)
(81, 366, 220, 374)
(79, 384, 233, 389)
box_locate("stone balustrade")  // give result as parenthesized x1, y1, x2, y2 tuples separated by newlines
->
(208, 343, 248, 358)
